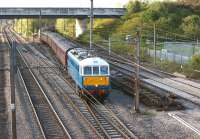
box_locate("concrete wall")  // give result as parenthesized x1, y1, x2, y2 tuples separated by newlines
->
(75, 19, 87, 37)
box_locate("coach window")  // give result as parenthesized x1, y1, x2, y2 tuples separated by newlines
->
(100, 66, 108, 75)
(93, 66, 99, 75)
(84, 66, 92, 75)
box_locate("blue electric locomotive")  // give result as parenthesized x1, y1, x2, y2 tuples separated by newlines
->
(41, 32, 111, 98)
(67, 48, 111, 98)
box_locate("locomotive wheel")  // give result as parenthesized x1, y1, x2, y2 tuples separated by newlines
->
(78, 89, 84, 98)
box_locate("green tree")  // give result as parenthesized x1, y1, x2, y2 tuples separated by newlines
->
(55, 19, 75, 38)
(184, 54, 200, 78)
(93, 19, 117, 39)
(178, 0, 200, 9)
(190, 54, 200, 70)
(126, 1, 142, 13)
(14, 19, 55, 37)
(142, 2, 168, 22)
(181, 15, 200, 37)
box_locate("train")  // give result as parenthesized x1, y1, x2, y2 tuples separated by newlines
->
(41, 32, 111, 99)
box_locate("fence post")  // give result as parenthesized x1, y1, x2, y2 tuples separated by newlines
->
(195, 37, 198, 55)
(173, 53, 175, 62)
(108, 37, 111, 55)
(153, 23, 156, 64)
(134, 30, 140, 112)
(11, 40, 17, 139)
(160, 50, 162, 62)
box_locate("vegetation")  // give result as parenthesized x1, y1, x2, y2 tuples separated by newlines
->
(76, 0, 200, 78)
(14, 19, 55, 38)
(178, 0, 200, 10)
(12, 0, 200, 79)
(181, 15, 200, 38)
(76, 1, 196, 55)
(55, 19, 76, 38)
(184, 55, 200, 78)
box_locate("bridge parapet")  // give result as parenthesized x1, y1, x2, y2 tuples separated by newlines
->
(0, 8, 126, 37)
(0, 8, 126, 18)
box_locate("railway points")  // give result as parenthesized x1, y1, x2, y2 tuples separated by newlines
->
(2, 27, 200, 138)
(0, 1, 200, 138)
(38, 30, 200, 138)
(41, 32, 200, 110)
(4, 26, 139, 138)
(5, 28, 72, 139)
(91, 42, 200, 107)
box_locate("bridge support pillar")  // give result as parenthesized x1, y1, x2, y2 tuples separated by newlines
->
(75, 18, 87, 38)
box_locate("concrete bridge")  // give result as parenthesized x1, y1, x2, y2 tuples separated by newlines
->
(0, 8, 125, 18)
(0, 8, 126, 37)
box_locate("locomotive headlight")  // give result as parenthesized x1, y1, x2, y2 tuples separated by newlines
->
(95, 84, 98, 87)
(106, 77, 109, 81)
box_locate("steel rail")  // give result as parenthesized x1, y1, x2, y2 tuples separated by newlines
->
(4, 27, 72, 139)
(17, 68, 47, 139)
(38, 52, 137, 139)
(94, 43, 200, 91)
(43, 32, 200, 94)
(17, 42, 72, 139)
(168, 113, 200, 136)
(38, 58, 109, 139)
(9, 29, 104, 139)
(39, 31, 139, 138)
(3, 28, 46, 139)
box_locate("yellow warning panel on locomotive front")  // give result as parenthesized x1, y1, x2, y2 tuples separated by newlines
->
(83, 76, 109, 86)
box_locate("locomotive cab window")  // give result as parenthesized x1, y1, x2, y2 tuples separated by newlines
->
(93, 66, 99, 75)
(100, 66, 108, 75)
(84, 66, 92, 75)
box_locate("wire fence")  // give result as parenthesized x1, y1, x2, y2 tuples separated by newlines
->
(146, 48, 190, 64)
(143, 41, 200, 64)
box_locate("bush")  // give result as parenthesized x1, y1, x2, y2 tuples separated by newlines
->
(181, 15, 200, 37)
(183, 54, 200, 78)
(126, 1, 142, 13)
(190, 54, 200, 69)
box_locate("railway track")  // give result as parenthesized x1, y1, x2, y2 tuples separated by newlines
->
(43, 33, 185, 108)
(107, 57, 200, 105)
(4, 28, 72, 139)
(109, 61, 177, 109)
(112, 77, 168, 108)
(47, 33, 200, 107)
(0, 34, 9, 138)
(6, 28, 104, 138)
(11, 30, 138, 138)
(87, 99, 138, 139)
(3, 27, 49, 139)
(90, 43, 200, 106)
(37, 52, 138, 139)
(49, 32, 200, 93)
(17, 58, 71, 139)
(16, 68, 46, 139)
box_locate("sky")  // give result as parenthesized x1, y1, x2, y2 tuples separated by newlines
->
(0, 0, 131, 8)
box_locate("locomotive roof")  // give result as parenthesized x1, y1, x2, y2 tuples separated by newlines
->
(80, 57, 109, 67)
(69, 48, 94, 60)
(68, 48, 109, 66)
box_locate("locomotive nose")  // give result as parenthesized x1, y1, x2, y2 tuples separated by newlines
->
(83, 76, 109, 86)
